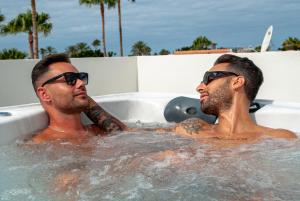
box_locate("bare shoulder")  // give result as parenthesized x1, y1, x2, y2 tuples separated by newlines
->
(174, 118, 212, 136)
(31, 130, 49, 144)
(263, 127, 297, 139)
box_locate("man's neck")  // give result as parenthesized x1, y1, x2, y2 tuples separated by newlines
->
(215, 95, 257, 136)
(48, 111, 86, 132)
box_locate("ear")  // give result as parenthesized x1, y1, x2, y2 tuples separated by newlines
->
(232, 76, 245, 90)
(36, 87, 52, 103)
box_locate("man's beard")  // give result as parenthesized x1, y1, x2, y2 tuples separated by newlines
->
(54, 96, 89, 114)
(201, 80, 233, 116)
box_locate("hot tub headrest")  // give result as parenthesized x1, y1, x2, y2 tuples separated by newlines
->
(164, 96, 217, 124)
(164, 96, 261, 123)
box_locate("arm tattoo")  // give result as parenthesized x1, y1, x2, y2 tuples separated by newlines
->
(84, 96, 127, 132)
(178, 118, 204, 135)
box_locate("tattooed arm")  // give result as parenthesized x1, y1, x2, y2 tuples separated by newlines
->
(84, 96, 127, 132)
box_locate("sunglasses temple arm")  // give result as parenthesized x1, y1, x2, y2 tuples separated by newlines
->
(84, 96, 128, 132)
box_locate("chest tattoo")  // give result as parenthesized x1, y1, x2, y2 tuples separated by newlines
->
(179, 119, 203, 134)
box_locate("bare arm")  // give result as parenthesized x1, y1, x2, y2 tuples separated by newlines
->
(129, 127, 175, 133)
(129, 118, 209, 135)
(84, 96, 127, 132)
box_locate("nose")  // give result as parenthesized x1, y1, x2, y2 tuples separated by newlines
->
(196, 82, 206, 93)
(75, 78, 87, 88)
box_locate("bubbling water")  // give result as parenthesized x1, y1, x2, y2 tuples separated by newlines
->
(0, 123, 300, 201)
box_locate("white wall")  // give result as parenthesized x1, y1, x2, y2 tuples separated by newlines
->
(138, 51, 300, 102)
(0, 51, 299, 107)
(71, 57, 138, 96)
(0, 59, 39, 106)
(0, 57, 138, 107)
(137, 54, 221, 95)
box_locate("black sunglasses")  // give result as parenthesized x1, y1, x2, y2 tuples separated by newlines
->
(41, 72, 88, 87)
(202, 71, 239, 85)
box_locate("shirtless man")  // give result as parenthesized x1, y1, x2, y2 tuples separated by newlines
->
(31, 53, 127, 143)
(170, 54, 296, 140)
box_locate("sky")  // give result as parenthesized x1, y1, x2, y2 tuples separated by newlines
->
(0, 0, 299, 56)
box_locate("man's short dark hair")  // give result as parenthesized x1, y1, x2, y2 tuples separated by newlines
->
(31, 53, 71, 91)
(214, 54, 264, 102)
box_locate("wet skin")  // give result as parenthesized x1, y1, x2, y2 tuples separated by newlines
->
(32, 62, 126, 144)
(159, 63, 297, 140)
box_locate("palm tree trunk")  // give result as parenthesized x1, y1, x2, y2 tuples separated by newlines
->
(117, 0, 124, 56)
(31, 0, 39, 59)
(28, 31, 34, 59)
(100, 2, 107, 57)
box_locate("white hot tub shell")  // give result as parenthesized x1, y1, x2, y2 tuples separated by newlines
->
(1, 92, 300, 145)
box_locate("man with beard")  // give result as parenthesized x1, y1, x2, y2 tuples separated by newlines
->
(171, 54, 296, 140)
(31, 53, 127, 143)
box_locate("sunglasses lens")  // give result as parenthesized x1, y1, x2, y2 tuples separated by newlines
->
(207, 76, 214, 84)
(42, 72, 89, 87)
(64, 72, 89, 86)
(79, 73, 88, 85)
(202, 71, 238, 85)
(203, 72, 210, 85)
(64, 73, 77, 85)
(202, 72, 220, 85)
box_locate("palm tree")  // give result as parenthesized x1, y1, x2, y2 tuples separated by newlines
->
(79, 0, 113, 57)
(0, 12, 4, 30)
(66, 42, 93, 57)
(40, 47, 46, 57)
(92, 39, 101, 50)
(40, 46, 57, 58)
(107, 51, 116, 57)
(31, 0, 39, 58)
(65, 45, 79, 57)
(46, 46, 56, 54)
(0, 10, 52, 59)
(77, 42, 91, 52)
(0, 48, 27, 60)
(280, 37, 300, 51)
(108, 0, 135, 56)
(0, 13, 4, 23)
(159, 49, 170, 55)
(130, 41, 151, 56)
(116, 0, 135, 56)
(191, 36, 213, 50)
(255, 45, 261, 52)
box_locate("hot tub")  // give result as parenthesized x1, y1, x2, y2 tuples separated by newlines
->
(0, 92, 300, 201)
(1, 92, 300, 145)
